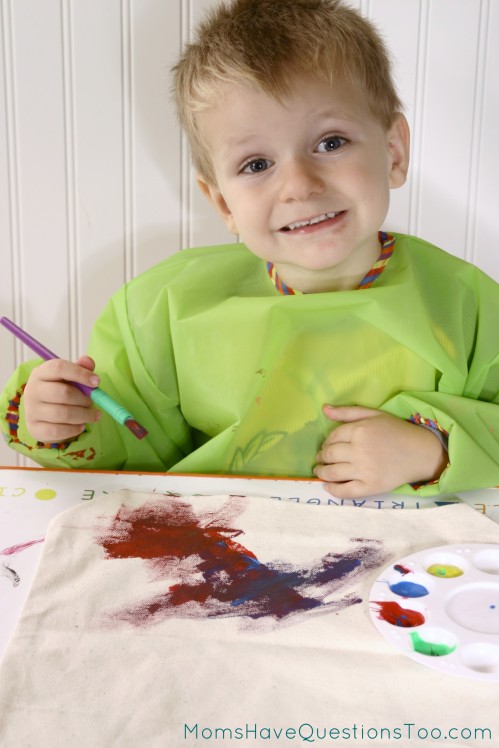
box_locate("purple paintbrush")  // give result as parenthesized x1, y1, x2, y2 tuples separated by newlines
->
(0, 316, 148, 440)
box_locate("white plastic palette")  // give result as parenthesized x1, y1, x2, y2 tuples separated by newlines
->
(369, 543, 499, 681)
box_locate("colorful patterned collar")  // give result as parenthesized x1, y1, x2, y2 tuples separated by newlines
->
(266, 231, 395, 295)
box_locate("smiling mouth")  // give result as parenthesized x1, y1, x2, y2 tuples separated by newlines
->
(280, 211, 344, 232)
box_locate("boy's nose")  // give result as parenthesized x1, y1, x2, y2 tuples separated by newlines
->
(278, 158, 325, 202)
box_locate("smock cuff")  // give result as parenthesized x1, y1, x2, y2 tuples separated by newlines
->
(6, 385, 76, 451)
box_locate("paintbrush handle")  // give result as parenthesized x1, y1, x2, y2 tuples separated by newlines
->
(1, 316, 148, 439)
(0, 316, 94, 397)
(0, 316, 59, 360)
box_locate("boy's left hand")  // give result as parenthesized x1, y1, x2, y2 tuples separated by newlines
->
(314, 405, 448, 498)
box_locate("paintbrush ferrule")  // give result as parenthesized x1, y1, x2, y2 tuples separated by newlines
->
(89, 387, 135, 425)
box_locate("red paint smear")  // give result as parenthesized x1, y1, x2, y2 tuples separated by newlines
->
(94, 498, 389, 627)
(0, 538, 44, 556)
(97, 498, 258, 574)
(372, 600, 425, 628)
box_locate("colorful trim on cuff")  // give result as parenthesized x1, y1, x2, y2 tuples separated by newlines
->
(408, 412, 449, 441)
(408, 412, 450, 489)
(6, 385, 75, 451)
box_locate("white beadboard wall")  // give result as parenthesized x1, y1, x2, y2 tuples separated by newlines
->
(1, 0, 498, 468)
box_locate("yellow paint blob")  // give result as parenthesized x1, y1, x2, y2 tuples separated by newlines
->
(426, 563, 463, 578)
(34, 488, 57, 501)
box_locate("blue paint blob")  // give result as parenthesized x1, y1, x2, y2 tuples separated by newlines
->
(389, 580, 429, 598)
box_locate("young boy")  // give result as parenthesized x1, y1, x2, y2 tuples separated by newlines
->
(1, 0, 498, 499)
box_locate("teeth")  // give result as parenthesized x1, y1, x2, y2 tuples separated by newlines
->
(286, 212, 338, 230)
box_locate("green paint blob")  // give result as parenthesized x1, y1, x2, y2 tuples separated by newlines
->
(426, 563, 463, 578)
(410, 631, 456, 657)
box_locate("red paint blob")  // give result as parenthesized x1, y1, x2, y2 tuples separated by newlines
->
(372, 600, 425, 628)
(393, 564, 412, 576)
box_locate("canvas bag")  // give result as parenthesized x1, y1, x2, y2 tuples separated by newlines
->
(0, 491, 498, 748)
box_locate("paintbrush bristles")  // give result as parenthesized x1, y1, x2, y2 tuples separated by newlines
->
(124, 419, 149, 440)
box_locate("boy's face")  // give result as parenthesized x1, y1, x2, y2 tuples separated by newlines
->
(197, 74, 409, 292)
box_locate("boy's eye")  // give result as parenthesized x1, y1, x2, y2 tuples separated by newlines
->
(316, 136, 347, 152)
(241, 158, 272, 174)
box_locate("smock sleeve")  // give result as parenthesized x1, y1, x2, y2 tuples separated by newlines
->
(0, 283, 193, 472)
(381, 266, 499, 496)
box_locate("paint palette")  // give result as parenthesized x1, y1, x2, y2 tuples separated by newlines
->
(369, 543, 499, 681)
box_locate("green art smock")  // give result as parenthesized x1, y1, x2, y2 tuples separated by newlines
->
(2, 233, 499, 496)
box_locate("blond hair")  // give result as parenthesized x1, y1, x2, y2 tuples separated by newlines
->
(172, 0, 403, 183)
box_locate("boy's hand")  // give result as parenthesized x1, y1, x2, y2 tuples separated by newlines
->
(23, 356, 101, 443)
(314, 405, 448, 498)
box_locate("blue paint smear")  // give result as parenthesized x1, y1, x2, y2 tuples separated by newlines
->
(229, 554, 365, 615)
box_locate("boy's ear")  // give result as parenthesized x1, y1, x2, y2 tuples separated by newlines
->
(196, 176, 238, 235)
(387, 113, 410, 189)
